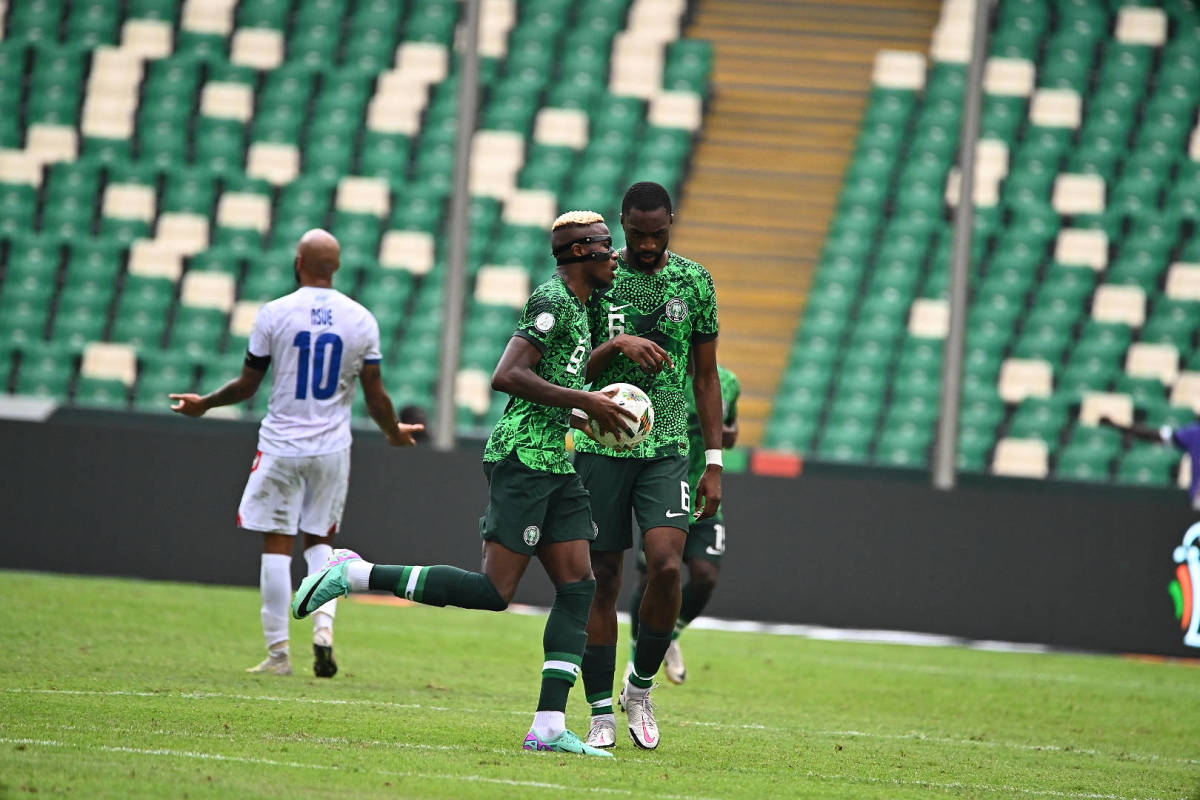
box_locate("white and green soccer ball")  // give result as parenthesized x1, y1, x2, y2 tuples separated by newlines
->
(590, 382, 654, 449)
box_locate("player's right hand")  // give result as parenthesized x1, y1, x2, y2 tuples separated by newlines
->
(169, 393, 207, 417)
(614, 334, 673, 374)
(582, 387, 639, 441)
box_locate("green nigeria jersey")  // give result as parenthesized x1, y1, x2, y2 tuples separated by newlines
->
(685, 364, 740, 492)
(575, 251, 719, 459)
(484, 275, 591, 474)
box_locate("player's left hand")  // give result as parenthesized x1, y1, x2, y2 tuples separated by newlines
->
(693, 465, 722, 520)
(169, 393, 207, 417)
(389, 422, 425, 447)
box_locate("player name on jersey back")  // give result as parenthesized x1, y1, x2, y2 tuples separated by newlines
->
(249, 286, 382, 457)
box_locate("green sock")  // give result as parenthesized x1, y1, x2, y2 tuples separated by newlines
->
(628, 578, 646, 664)
(630, 625, 672, 689)
(369, 565, 506, 611)
(582, 644, 616, 717)
(536, 579, 595, 712)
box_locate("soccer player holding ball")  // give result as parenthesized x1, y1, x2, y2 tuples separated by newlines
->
(293, 212, 635, 758)
(574, 182, 723, 750)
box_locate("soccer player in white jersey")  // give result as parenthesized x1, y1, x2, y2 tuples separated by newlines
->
(169, 229, 423, 677)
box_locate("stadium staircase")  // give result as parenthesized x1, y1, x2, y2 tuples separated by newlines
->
(765, 0, 1200, 489)
(673, 0, 942, 445)
(0, 0, 714, 435)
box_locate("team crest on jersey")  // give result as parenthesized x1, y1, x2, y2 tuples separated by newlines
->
(534, 312, 555, 332)
(523, 525, 541, 546)
(665, 297, 688, 322)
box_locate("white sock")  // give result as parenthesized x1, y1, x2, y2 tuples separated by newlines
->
(347, 558, 373, 592)
(304, 544, 338, 626)
(532, 710, 566, 741)
(260, 553, 292, 653)
(592, 712, 616, 726)
(624, 679, 650, 700)
(313, 626, 333, 647)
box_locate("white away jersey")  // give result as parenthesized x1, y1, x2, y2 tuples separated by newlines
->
(248, 286, 382, 457)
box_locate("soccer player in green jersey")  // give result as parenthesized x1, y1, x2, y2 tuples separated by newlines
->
(626, 364, 740, 685)
(292, 211, 636, 758)
(574, 182, 725, 750)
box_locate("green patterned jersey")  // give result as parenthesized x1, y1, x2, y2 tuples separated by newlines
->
(686, 365, 740, 494)
(575, 251, 719, 459)
(484, 275, 591, 474)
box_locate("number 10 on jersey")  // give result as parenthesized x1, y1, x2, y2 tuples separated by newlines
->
(293, 331, 343, 400)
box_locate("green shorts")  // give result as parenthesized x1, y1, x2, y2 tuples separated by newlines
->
(575, 452, 690, 552)
(479, 453, 596, 556)
(636, 515, 727, 569)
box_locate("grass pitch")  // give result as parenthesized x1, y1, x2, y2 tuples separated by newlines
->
(2, 571, 1198, 799)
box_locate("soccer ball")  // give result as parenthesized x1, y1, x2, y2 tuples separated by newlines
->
(589, 383, 654, 449)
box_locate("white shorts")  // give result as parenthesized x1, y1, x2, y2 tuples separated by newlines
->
(237, 448, 351, 536)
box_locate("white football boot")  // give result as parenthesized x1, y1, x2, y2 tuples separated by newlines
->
(245, 652, 292, 675)
(624, 683, 660, 750)
(585, 716, 616, 749)
(663, 640, 686, 685)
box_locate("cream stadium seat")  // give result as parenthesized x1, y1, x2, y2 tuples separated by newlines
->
(998, 358, 1053, 403)
(155, 212, 210, 256)
(992, 438, 1049, 478)
(474, 265, 530, 309)
(127, 239, 183, 281)
(379, 230, 435, 274)
(1054, 228, 1108, 270)
(180, 270, 236, 313)
(1079, 392, 1134, 427)
(1091, 284, 1146, 327)
(1125, 342, 1179, 386)
(81, 342, 138, 386)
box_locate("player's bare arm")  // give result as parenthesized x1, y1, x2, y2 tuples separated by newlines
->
(584, 333, 673, 381)
(691, 338, 724, 520)
(1099, 416, 1174, 446)
(492, 336, 636, 437)
(170, 364, 267, 417)
(361, 363, 422, 447)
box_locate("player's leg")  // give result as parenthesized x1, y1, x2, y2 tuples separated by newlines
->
(294, 538, 526, 616)
(521, 477, 609, 758)
(293, 454, 554, 617)
(622, 551, 649, 698)
(238, 452, 302, 675)
(575, 453, 636, 748)
(620, 455, 690, 748)
(664, 520, 725, 684)
(297, 449, 350, 678)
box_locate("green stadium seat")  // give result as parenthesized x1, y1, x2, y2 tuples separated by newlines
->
(51, 306, 108, 348)
(0, 183, 38, 237)
(15, 341, 77, 399)
(1008, 396, 1070, 447)
(176, 31, 230, 61)
(1116, 444, 1178, 485)
(74, 376, 129, 409)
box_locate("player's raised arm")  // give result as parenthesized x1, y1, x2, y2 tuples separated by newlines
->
(491, 335, 634, 437)
(360, 362, 422, 446)
(170, 360, 267, 417)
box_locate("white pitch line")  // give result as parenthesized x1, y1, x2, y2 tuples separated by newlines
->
(0, 738, 716, 800)
(7, 688, 1198, 769)
(1, 737, 1173, 800)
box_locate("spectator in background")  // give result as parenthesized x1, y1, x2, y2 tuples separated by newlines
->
(1100, 415, 1200, 510)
